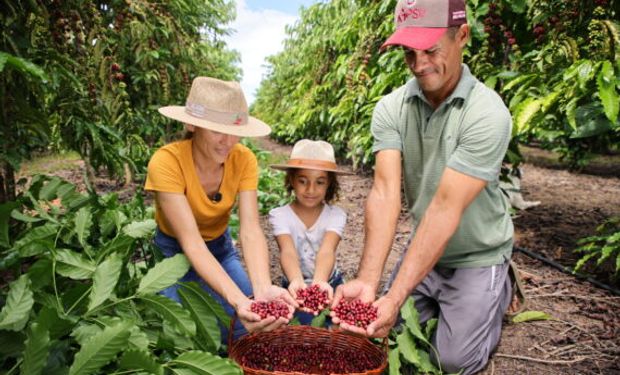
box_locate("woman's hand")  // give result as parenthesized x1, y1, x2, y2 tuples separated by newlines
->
(235, 297, 280, 333)
(254, 284, 299, 325)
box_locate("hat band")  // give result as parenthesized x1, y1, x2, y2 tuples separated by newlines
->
(185, 101, 248, 126)
(287, 159, 338, 170)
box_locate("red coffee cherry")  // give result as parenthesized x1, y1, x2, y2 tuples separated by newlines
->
(297, 284, 330, 314)
(250, 300, 289, 319)
(332, 299, 378, 329)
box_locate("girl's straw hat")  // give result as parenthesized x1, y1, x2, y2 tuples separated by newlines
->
(271, 139, 353, 175)
(158, 76, 271, 137)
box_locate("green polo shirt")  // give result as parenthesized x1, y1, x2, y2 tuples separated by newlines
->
(371, 64, 514, 268)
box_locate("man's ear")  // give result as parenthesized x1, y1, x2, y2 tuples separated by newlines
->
(457, 24, 470, 48)
(184, 123, 195, 132)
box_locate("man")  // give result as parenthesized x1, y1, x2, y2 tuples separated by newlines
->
(331, 0, 516, 373)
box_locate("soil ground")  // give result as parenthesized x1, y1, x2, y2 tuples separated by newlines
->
(16, 139, 620, 374)
(256, 138, 620, 375)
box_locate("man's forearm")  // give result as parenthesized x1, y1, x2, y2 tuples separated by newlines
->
(357, 186, 401, 288)
(386, 200, 461, 306)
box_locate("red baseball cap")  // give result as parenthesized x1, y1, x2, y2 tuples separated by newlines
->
(381, 0, 467, 51)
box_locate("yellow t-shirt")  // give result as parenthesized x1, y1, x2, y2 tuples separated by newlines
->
(145, 140, 258, 241)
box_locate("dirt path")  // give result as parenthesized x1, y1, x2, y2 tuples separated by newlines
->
(257, 138, 620, 375)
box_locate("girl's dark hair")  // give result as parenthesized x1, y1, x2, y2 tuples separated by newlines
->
(285, 169, 340, 204)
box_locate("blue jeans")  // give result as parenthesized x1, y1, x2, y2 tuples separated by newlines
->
(154, 228, 252, 342)
(281, 270, 344, 326)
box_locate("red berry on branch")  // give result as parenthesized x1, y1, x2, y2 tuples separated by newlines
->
(111, 63, 121, 72)
(114, 73, 125, 81)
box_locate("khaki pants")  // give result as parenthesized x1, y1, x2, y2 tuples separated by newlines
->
(387, 255, 512, 375)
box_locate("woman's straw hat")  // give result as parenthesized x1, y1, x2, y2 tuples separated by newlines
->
(271, 139, 353, 175)
(158, 77, 271, 137)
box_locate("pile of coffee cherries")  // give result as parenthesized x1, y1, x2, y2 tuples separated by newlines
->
(240, 341, 381, 374)
(332, 299, 378, 329)
(296, 284, 329, 314)
(250, 300, 290, 319)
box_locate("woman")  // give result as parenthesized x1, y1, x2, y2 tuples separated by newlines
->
(145, 76, 296, 340)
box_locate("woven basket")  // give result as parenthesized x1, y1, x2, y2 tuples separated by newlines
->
(229, 325, 387, 375)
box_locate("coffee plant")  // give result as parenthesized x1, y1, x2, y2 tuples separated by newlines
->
(389, 297, 443, 375)
(254, 0, 619, 170)
(0, 0, 240, 203)
(0, 175, 242, 374)
(574, 217, 620, 280)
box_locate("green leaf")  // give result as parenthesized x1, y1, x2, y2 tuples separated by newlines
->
(55, 249, 96, 280)
(0, 202, 19, 248)
(39, 177, 64, 201)
(138, 294, 196, 336)
(179, 282, 230, 327)
(119, 349, 163, 375)
(74, 207, 93, 247)
(424, 318, 438, 339)
(27, 258, 53, 289)
(388, 347, 401, 375)
(401, 297, 430, 345)
(128, 326, 150, 350)
(310, 308, 329, 327)
(88, 253, 123, 311)
(169, 351, 242, 375)
(571, 103, 613, 139)
(14, 224, 59, 257)
(513, 97, 541, 135)
(507, 0, 526, 13)
(597, 60, 619, 123)
(178, 284, 222, 352)
(123, 219, 157, 239)
(596, 244, 617, 265)
(20, 322, 50, 375)
(0, 330, 25, 356)
(0, 274, 34, 331)
(0, 52, 48, 81)
(137, 254, 190, 295)
(68, 321, 132, 375)
(396, 330, 421, 365)
(416, 349, 439, 374)
(511, 310, 552, 323)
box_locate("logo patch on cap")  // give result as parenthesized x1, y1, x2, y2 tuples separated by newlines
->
(452, 10, 466, 20)
(397, 6, 427, 23)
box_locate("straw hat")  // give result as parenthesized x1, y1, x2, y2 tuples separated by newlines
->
(271, 139, 353, 175)
(158, 77, 271, 137)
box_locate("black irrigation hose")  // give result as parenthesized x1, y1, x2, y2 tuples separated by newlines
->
(514, 246, 620, 296)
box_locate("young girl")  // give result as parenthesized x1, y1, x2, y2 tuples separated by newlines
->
(269, 139, 352, 324)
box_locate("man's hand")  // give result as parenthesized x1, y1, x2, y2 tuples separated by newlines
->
(330, 278, 377, 335)
(366, 294, 401, 338)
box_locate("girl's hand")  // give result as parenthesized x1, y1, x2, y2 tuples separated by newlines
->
(312, 280, 334, 301)
(287, 278, 307, 302)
